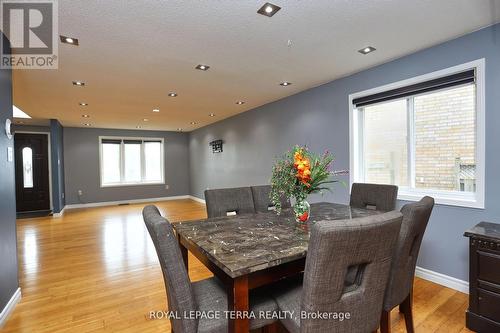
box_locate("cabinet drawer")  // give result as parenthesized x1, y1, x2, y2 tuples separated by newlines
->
(478, 250, 500, 284)
(478, 288, 500, 322)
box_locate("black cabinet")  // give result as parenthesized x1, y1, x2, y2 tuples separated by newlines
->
(464, 222, 500, 332)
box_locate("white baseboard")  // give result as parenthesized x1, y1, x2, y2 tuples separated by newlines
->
(0, 288, 21, 328)
(52, 206, 66, 217)
(415, 266, 469, 294)
(63, 195, 191, 210)
(189, 195, 206, 204)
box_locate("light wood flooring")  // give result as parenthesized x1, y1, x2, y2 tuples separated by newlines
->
(1, 199, 472, 332)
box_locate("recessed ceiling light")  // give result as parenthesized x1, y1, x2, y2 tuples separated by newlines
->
(60, 35, 79, 45)
(153, 108, 160, 113)
(143, 118, 149, 122)
(79, 102, 88, 106)
(236, 101, 245, 105)
(190, 121, 197, 125)
(82, 114, 90, 118)
(136, 125, 142, 129)
(177, 128, 183, 131)
(195, 64, 210, 71)
(83, 123, 91, 126)
(209, 113, 215, 117)
(358, 46, 376, 54)
(280, 81, 292, 86)
(168, 92, 178, 97)
(257, 3, 281, 17)
(72, 81, 85, 86)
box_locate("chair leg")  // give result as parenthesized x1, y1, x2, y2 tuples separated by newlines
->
(400, 292, 415, 333)
(380, 310, 391, 333)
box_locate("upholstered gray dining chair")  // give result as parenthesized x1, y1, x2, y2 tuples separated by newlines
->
(204, 187, 256, 218)
(380, 196, 434, 333)
(272, 211, 403, 333)
(251, 185, 291, 213)
(350, 183, 399, 212)
(142, 205, 278, 333)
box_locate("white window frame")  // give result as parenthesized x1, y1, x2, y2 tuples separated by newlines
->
(99, 136, 165, 187)
(349, 59, 485, 209)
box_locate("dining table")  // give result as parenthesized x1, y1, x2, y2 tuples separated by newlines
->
(173, 202, 383, 333)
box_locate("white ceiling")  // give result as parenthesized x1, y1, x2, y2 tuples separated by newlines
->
(12, 0, 500, 131)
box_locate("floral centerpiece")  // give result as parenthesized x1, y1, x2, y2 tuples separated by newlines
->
(270, 145, 346, 223)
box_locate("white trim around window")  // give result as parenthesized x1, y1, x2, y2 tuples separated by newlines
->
(99, 136, 165, 188)
(349, 59, 485, 209)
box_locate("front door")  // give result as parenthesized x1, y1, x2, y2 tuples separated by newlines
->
(14, 133, 51, 212)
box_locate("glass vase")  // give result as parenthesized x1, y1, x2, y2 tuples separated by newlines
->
(293, 198, 311, 223)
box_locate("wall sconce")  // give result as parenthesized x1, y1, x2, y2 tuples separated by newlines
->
(209, 140, 223, 153)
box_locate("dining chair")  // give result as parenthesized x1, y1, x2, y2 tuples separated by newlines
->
(272, 211, 403, 333)
(380, 196, 435, 333)
(350, 183, 399, 212)
(142, 205, 278, 333)
(204, 187, 256, 218)
(251, 185, 291, 213)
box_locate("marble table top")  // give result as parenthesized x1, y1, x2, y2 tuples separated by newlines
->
(464, 221, 500, 241)
(173, 202, 382, 278)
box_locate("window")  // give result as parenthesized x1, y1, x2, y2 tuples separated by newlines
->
(22, 147, 33, 188)
(350, 60, 485, 208)
(99, 137, 164, 186)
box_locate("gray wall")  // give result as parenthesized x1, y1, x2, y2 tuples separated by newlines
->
(189, 23, 500, 282)
(0, 34, 19, 315)
(64, 127, 190, 205)
(50, 120, 65, 213)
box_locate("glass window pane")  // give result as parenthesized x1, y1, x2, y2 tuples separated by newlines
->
(362, 99, 408, 186)
(414, 84, 476, 192)
(124, 143, 141, 182)
(102, 143, 121, 184)
(144, 142, 162, 182)
(22, 147, 33, 188)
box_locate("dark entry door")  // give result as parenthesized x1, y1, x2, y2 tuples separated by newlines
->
(14, 133, 50, 212)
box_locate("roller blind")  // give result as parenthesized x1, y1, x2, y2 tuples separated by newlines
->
(352, 69, 475, 108)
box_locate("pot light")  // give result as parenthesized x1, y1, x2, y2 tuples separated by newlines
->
(280, 81, 292, 86)
(60, 35, 79, 45)
(190, 121, 197, 125)
(209, 113, 215, 117)
(83, 123, 91, 127)
(257, 2, 281, 17)
(136, 125, 142, 129)
(73, 81, 85, 86)
(358, 46, 376, 54)
(195, 64, 210, 71)
(82, 114, 90, 118)
(236, 101, 245, 105)
(153, 108, 160, 113)
(143, 118, 149, 122)
(177, 128, 183, 131)
(79, 102, 88, 106)
(168, 92, 178, 97)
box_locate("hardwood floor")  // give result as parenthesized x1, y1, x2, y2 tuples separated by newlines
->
(2, 199, 471, 333)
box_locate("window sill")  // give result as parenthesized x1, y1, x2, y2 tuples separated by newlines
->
(398, 190, 484, 209)
(100, 181, 165, 188)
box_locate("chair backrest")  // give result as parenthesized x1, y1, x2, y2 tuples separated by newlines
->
(301, 211, 403, 333)
(142, 205, 198, 333)
(383, 196, 434, 311)
(251, 185, 291, 213)
(204, 187, 256, 218)
(350, 183, 398, 212)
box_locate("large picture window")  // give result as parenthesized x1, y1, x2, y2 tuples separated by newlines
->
(99, 137, 164, 187)
(350, 60, 485, 208)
